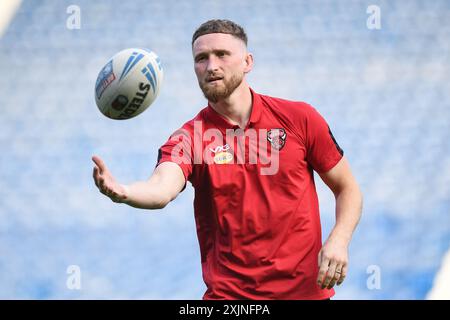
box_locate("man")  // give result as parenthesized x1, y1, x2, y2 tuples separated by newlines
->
(92, 19, 363, 300)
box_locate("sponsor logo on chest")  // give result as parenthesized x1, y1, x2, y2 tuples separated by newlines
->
(209, 144, 233, 164)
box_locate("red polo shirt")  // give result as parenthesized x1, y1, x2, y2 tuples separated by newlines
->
(156, 88, 343, 300)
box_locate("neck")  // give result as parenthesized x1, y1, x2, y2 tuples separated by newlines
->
(209, 81, 252, 129)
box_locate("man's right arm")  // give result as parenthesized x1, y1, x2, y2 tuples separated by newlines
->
(92, 156, 186, 210)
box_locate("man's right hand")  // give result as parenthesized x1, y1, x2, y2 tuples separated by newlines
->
(92, 155, 128, 203)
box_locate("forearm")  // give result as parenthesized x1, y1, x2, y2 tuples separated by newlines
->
(328, 184, 363, 244)
(122, 180, 170, 210)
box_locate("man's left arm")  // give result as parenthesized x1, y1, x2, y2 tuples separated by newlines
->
(316, 156, 363, 289)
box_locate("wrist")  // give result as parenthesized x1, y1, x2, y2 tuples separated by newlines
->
(328, 227, 352, 245)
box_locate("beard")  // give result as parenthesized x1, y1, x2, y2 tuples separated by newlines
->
(199, 72, 244, 103)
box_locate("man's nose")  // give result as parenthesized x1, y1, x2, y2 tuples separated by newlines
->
(206, 56, 219, 72)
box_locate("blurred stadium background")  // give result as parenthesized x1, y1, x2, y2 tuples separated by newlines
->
(0, 0, 449, 299)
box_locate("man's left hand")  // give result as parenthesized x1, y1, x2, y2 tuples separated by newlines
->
(317, 236, 349, 289)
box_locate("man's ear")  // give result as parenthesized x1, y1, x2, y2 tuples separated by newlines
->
(243, 52, 254, 74)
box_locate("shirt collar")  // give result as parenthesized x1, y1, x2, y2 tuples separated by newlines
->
(206, 87, 262, 129)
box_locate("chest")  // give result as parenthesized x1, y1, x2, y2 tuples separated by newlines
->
(191, 124, 310, 193)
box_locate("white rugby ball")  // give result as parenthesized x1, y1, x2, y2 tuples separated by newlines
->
(94, 48, 163, 120)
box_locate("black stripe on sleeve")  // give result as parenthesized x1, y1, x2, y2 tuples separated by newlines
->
(328, 126, 344, 156)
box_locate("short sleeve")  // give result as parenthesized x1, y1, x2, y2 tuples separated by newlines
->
(156, 127, 193, 183)
(304, 106, 344, 173)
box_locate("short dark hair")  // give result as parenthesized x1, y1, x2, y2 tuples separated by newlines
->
(192, 19, 248, 46)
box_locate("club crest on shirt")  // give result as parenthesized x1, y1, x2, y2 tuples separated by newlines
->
(267, 128, 287, 150)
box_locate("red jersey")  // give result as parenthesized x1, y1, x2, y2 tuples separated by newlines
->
(157, 88, 343, 299)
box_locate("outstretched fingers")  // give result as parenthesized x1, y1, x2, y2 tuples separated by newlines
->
(92, 155, 106, 174)
(93, 166, 99, 187)
(92, 155, 126, 203)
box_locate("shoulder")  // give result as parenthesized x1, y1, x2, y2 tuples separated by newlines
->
(257, 93, 323, 132)
(256, 92, 331, 143)
(258, 93, 317, 119)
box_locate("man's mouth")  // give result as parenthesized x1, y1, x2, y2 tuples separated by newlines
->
(206, 76, 223, 83)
